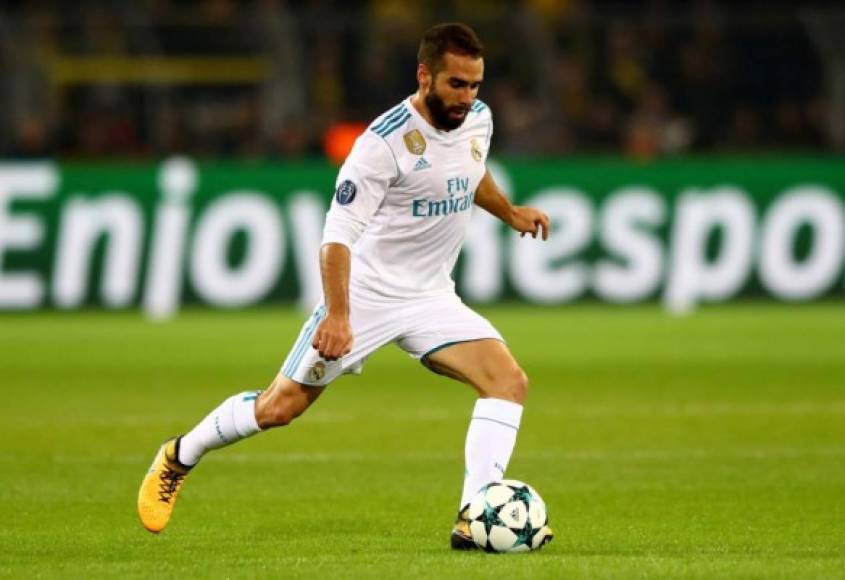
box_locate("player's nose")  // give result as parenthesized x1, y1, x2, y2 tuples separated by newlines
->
(454, 85, 472, 101)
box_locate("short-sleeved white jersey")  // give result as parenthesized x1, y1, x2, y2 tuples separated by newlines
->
(322, 95, 493, 299)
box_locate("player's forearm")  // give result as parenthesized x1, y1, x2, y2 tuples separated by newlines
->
(319, 243, 351, 317)
(474, 170, 515, 225)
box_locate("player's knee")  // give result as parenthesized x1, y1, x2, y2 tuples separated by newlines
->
(478, 365, 528, 404)
(504, 367, 529, 404)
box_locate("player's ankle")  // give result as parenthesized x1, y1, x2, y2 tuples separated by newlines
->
(172, 436, 197, 469)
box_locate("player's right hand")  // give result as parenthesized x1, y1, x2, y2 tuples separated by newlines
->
(312, 313, 353, 361)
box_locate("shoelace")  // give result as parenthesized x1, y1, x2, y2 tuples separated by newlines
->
(157, 468, 185, 504)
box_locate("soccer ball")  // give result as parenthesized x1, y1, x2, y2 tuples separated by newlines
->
(467, 479, 553, 553)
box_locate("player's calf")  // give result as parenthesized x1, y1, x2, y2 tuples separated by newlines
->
(254, 375, 325, 428)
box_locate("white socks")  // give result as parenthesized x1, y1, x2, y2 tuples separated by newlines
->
(174, 391, 522, 507)
(177, 391, 263, 466)
(460, 398, 523, 508)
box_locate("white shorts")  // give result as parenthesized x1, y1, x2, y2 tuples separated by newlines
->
(280, 289, 503, 386)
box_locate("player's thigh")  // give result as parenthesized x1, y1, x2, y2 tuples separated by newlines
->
(423, 339, 528, 403)
(255, 373, 325, 428)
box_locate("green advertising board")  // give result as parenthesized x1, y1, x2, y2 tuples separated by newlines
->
(1, 156, 843, 317)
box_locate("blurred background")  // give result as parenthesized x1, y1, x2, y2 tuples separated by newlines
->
(1, 0, 843, 160)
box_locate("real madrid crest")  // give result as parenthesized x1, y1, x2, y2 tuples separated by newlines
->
(470, 138, 483, 162)
(403, 129, 426, 155)
(307, 361, 327, 383)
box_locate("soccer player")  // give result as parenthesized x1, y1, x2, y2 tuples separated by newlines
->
(138, 22, 552, 550)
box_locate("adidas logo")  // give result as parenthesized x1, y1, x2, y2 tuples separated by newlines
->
(413, 157, 431, 171)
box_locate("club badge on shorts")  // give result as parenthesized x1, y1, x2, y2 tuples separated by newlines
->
(403, 129, 426, 155)
(470, 138, 483, 162)
(307, 361, 327, 383)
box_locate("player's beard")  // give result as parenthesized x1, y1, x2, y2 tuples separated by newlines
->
(425, 87, 469, 131)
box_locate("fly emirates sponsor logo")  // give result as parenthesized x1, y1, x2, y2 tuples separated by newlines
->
(411, 177, 474, 218)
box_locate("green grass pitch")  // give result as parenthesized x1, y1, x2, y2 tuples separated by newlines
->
(1, 304, 843, 579)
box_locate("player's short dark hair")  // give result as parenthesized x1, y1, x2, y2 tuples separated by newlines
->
(418, 23, 484, 76)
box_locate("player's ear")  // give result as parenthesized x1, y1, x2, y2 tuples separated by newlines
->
(417, 64, 431, 92)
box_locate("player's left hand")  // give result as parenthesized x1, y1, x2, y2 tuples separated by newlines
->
(509, 206, 550, 240)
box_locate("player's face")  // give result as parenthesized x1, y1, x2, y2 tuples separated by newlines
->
(424, 53, 484, 131)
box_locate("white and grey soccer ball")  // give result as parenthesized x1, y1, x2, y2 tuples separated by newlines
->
(467, 479, 553, 553)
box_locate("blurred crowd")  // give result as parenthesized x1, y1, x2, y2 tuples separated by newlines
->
(0, 0, 838, 160)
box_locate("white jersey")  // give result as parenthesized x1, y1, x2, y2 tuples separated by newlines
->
(322, 95, 493, 299)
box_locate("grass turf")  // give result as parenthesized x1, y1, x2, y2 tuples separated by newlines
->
(0, 304, 843, 579)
